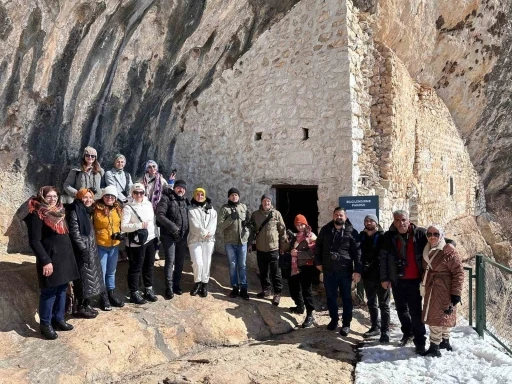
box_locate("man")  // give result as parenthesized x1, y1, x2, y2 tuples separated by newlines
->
(155, 179, 189, 299)
(359, 214, 390, 343)
(248, 194, 287, 306)
(315, 207, 361, 336)
(379, 210, 455, 354)
(217, 188, 251, 300)
(104, 154, 133, 204)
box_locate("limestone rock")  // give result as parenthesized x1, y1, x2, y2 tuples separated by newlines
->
(490, 242, 512, 267)
(476, 212, 505, 245)
(445, 215, 492, 261)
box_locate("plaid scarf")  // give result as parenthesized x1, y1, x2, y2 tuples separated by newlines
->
(28, 198, 68, 234)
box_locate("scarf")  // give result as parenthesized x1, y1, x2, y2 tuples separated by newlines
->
(291, 228, 315, 275)
(28, 198, 68, 234)
(70, 200, 92, 236)
(143, 172, 163, 211)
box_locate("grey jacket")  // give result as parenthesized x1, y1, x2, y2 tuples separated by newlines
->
(105, 168, 133, 201)
(64, 167, 105, 201)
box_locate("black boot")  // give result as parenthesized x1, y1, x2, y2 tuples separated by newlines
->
(83, 299, 99, 315)
(199, 282, 208, 298)
(190, 282, 201, 296)
(379, 331, 390, 343)
(302, 313, 314, 328)
(165, 285, 174, 300)
(51, 319, 74, 331)
(74, 299, 97, 319)
(421, 343, 441, 357)
(100, 292, 112, 311)
(363, 325, 381, 338)
(173, 285, 183, 295)
(398, 333, 413, 347)
(240, 287, 250, 300)
(130, 291, 148, 305)
(229, 286, 239, 298)
(439, 338, 453, 351)
(290, 306, 305, 314)
(415, 343, 427, 355)
(144, 287, 158, 302)
(108, 289, 125, 307)
(40, 324, 58, 340)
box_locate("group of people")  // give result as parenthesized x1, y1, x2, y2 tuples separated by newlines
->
(24, 147, 464, 358)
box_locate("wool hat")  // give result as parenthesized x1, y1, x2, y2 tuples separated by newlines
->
(364, 214, 379, 224)
(83, 146, 97, 157)
(294, 214, 308, 226)
(145, 160, 158, 171)
(174, 179, 187, 190)
(76, 188, 94, 200)
(261, 194, 272, 203)
(228, 187, 240, 198)
(194, 188, 206, 200)
(130, 183, 145, 195)
(102, 185, 118, 198)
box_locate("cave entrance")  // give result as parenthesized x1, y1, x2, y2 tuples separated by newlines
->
(274, 185, 319, 234)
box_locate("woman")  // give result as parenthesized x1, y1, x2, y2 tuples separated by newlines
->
(420, 224, 464, 357)
(121, 183, 158, 304)
(287, 214, 317, 328)
(24, 186, 80, 340)
(140, 160, 168, 211)
(63, 146, 105, 202)
(67, 188, 105, 318)
(188, 188, 217, 298)
(104, 153, 133, 204)
(92, 185, 124, 310)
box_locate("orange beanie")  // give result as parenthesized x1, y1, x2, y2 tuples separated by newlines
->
(294, 214, 308, 226)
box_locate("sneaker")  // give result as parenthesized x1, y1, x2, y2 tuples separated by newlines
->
(302, 315, 314, 328)
(439, 338, 453, 351)
(327, 319, 338, 331)
(379, 332, 390, 343)
(363, 325, 381, 338)
(398, 333, 413, 347)
(272, 294, 281, 306)
(256, 289, 272, 298)
(130, 291, 148, 305)
(290, 306, 305, 315)
(144, 288, 158, 302)
(229, 286, 239, 298)
(340, 326, 350, 336)
(240, 287, 250, 300)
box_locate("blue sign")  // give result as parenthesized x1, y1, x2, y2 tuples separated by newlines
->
(338, 196, 379, 232)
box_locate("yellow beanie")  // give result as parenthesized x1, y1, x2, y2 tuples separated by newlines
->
(193, 188, 206, 200)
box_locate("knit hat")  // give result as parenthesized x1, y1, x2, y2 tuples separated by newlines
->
(102, 185, 118, 198)
(261, 194, 272, 203)
(174, 179, 187, 190)
(130, 183, 145, 195)
(76, 188, 94, 200)
(83, 146, 97, 157)
(145, 160, 158, 171)
(194, 188, 206, 200)
(364, 214, 379, 224)
(294, 214, 308, 226)
(228, 187, 240, 198)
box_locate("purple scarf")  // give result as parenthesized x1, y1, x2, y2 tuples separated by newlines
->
(143, 172, 163, 211)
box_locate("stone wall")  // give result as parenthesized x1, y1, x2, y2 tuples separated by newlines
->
(174, 0, 354, 229)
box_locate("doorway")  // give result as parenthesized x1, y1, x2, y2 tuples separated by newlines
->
(274, 185, 319, 234)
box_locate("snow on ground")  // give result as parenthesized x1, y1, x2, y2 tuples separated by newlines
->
(355, 311, 512, 384)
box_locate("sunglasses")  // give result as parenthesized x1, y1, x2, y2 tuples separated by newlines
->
(147, 165, 157, 168)
(104, 194, 116, 199)
(133, 191, 144, 195)
(426, 232, 440, 238)
(85, 154, 96, 158)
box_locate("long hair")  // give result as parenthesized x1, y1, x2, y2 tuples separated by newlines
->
(81, 156, 102, 174)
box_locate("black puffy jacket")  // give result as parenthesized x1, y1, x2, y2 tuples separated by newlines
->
(67, 203, 105, 298)
(156, 188, 190, 240)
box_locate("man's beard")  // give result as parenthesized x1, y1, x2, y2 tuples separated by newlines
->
(334, 218, 344, 226)
(365, 224, 376, 231)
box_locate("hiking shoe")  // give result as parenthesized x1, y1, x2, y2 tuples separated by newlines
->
(340, 326, 350, 337)
(379, 332, 390, 343)
(439, 338, 453, 351)
(256, 289, 272, 298)
(144, 287, 158, 302)
(363, 325, 381, 338)
(272, 294, 281, 306)
(130, 291, 148, 305)
(302, 315, 314, 328)
(327, 319, 338, 331)
(398, 333, 413, 347)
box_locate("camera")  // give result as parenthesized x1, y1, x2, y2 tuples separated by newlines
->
(111, 232, 126, 241)
(396, 259, 407, 278)
(90, 187, 97, 195)
(330, 251, 342, 261)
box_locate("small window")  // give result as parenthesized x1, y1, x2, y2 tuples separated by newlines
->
(255, 132, 262, 141)
(302, 128, 309, 140)
(449, 176, 454, 196)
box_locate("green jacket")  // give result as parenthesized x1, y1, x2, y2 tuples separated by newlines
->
(248, 207, 287, 252)
(217, 202, 251, 245)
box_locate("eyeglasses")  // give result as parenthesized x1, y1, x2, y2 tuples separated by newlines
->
(104, 194, 116, 199)
(426, 232, 440, 238)
(46, 194, 58, 199)
(85, 154, 96, 158)
(133, 191, 144, 195)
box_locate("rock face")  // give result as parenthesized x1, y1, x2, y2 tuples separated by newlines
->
(0, 253, 361, 384)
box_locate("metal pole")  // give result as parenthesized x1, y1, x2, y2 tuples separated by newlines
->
(468, 267, 473, 327)
(475, 254, 485, 337)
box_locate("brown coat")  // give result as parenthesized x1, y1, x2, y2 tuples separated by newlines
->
(421, 242, 464, 327)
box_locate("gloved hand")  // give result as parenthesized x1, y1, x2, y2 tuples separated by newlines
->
(230, 211, 240, 220)
(451, 295, 461, 306)
(171, 230, 180, 241)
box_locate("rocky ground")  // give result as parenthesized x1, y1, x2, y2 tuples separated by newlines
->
(0, 252, 368, 384)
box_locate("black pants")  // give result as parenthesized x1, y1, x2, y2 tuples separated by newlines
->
(363, 277, 391, 331)
(127, 238, 157, 292)
(288, 265, 315, 313)
(391, 278, 426, 346)
(161, 235, 187, 288)
(257, 250, 282, 294)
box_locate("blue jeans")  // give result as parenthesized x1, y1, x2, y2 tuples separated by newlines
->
(225, 243, 248, 288)
(98, 245, 119, 290)
(323, 271, 353, 327)
(39, 283, 68, 325)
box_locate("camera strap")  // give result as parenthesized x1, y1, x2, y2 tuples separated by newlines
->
(127, 205, 143, 223)
(255, 211, 273, 238)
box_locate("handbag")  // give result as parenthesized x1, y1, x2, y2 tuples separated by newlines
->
(126, 206, 149, 246)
